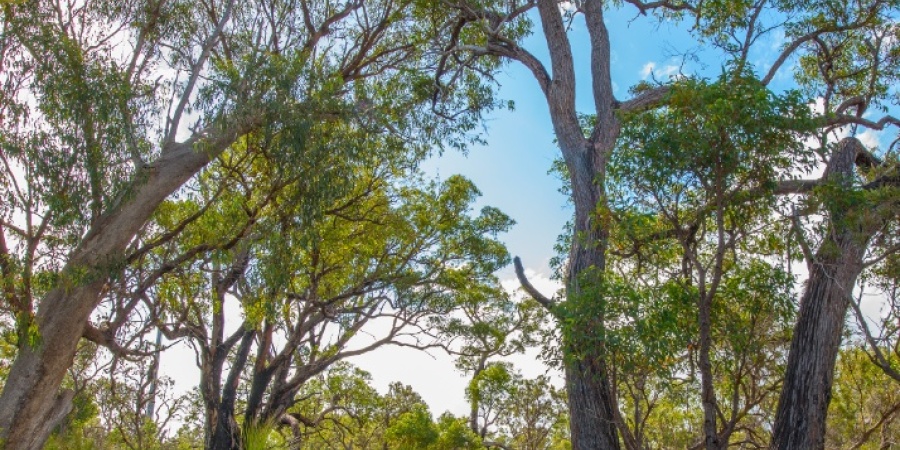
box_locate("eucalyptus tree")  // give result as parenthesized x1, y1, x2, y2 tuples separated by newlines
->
(610, 72, 810, 448)
(0, 0, 502, 447)
(287, 364, 428, 449)
(825, 348, 900, 449)
(145, 130, 512, 449)
(494, 374, 569, 450)
(464, 363, 570, 449)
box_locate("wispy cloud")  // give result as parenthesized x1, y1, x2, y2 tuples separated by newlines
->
(640, 61, 680, 80)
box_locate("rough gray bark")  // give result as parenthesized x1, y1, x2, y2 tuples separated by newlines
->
(0, 133, 241, 450)
(772, 137, 884, 449)
(547, 1, 623, 446)
(564, 353, 621, 450)
(698, 296, 721, 450)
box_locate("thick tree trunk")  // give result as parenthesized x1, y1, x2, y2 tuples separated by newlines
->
(565, 351, 621, 450)
(0, 140, 225, 449)
(207, 330, 255, 450)
(499, 1, 624, 446)
(563, 145, 621, 450)
(772, 138, 881, 449)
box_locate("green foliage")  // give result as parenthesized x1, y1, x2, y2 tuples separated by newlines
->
(386, 405, 443, 449)
(614, 70, 815, 216)
(386, 406, 484, 450)
(826, 348, 900, 448)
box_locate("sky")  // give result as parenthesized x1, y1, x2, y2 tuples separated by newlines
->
(160, 4, 894, 422)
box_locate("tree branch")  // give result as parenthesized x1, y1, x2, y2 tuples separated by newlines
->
(616, 86, 672, 114)
(622, 0, 697, 15)
(762, 3, 883, 86)
(513, 256, 557, 314)
(165, 0, 237, 144)
(827, 113, 900, 130)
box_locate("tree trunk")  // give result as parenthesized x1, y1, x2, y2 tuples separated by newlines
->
(0, 139, 226, 449)
(772, 137, 882, 449)
(698, 297, 721, 450)
(485, 1, 624, 446)
(208, 330, 255, 450)
(565, 351, 621, 450)
(562, 145, 621, 450)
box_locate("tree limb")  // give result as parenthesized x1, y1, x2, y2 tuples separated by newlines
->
(616, 86, 672, 114)
(513, 256, 557, 314)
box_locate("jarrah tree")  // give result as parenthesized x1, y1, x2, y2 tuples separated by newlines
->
(439, 1, 676, 446)
(439, 0, 900, 449)
(609, 72, 810, 448)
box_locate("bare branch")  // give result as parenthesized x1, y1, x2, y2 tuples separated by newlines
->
(622, 0, 697, 15)
(165, 0, 237, 144)
(82, 323, 156, 359)
(850, 294, 900, 384)
(762, 4, 883, 85)
(827, 113, 900, 130)
(513, 256, 557, 314)
(774, 179, 820, 195)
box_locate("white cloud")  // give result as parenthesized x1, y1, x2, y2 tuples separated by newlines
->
(857, 129, 882, 150)
(640, 62, 656, 79)
(559, 1, 577, 12)
(640, 61, 681, 80)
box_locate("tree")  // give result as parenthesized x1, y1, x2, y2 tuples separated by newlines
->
(0, 0, 498, 447)
(433, 285, 545, 438)
(145, 141, 511, 448)
(825, 348, 900, 449)
(610, 71, 810, 448)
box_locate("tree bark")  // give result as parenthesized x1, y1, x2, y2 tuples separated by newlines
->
(561, 139, 621, 450)
(772, 137, 883, 449)
(457, 0, 631, 445)
(0, 136, 235, 449)
(564, 351, 621, 450)
(209, 330, 255, 450)
(698, 294, 720, 450)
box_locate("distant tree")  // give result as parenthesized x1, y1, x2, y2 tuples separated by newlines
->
(826, 348, 900, 449)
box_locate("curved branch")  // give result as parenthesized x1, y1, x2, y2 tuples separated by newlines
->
(513, 256, 557, 314)
(761, 3, 882, 86)
(82, 323, 157, 359)
(827, 113, 900, 130)
(623, 0, 697, 15)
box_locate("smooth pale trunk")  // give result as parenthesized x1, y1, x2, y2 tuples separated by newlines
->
(0, 141, 222, 449)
